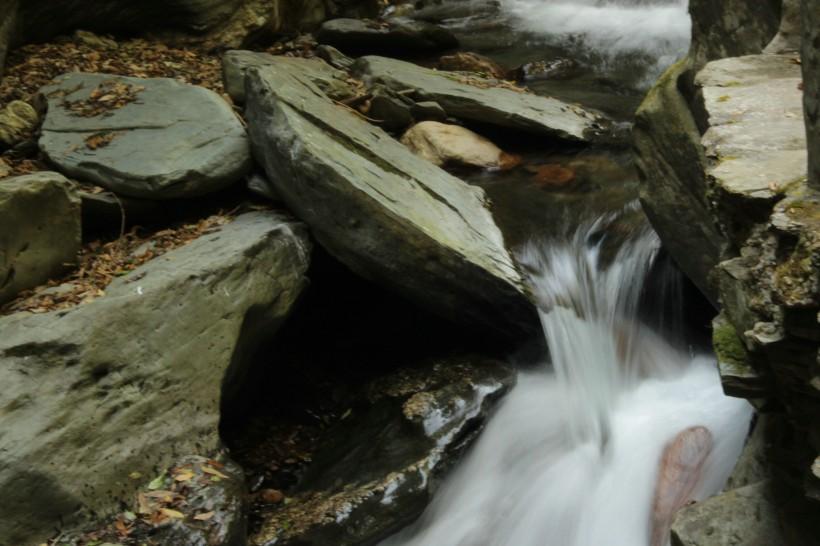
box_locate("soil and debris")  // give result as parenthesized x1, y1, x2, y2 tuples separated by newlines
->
(1, 211, 236, 315)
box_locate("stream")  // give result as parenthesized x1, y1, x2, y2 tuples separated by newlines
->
(380, 1, 753, 545)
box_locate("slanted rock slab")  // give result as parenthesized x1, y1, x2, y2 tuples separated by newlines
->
(222, 50, 356, 105)
(0, 211, 311, 546)
(245, 60, 536, 338)
(252, 357, 515, 546)
(317, 18, 458, 56)
(354, 55, 606, 142)
(39, 73, 252, 200)
(0, 172, 81, 305)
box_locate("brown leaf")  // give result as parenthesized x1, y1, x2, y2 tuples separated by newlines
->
(193, 511, 215, 521)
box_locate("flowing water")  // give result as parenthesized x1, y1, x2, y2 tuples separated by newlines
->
(378, 2, 753, 545)
(381, 207, 753, 546)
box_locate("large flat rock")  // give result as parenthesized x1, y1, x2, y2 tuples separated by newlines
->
(245, 59, 536, 338)
(354, 56, 605, 142)
(0, 172, 81, 305)
(39, 73, 252, 200)
(696, 54, 807, 213)
(0, 211, 311, 546)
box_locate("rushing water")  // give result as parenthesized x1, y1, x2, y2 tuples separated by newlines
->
(381, 208, 753, 546)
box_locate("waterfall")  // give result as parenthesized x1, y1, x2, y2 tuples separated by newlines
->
(498, 0, 692, 84)
(380, 206, 752, 546)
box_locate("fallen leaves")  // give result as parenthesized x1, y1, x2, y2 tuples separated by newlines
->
(1, 211, 235, 316)
(63, 80, 145, 118)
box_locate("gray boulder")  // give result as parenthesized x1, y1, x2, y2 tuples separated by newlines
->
(222, 50, 356, 105)
(671, 482, 789, 546)
(39, 72, 251, 200)
(251, 357, 515, 546)
(244, 61, 536, 338)
(696, 53, 807, 244)
(316, 18, 458, 56)
(0, 172, 81, 305)
(354, 55, 606, 142)
(0, 211, 311, 546)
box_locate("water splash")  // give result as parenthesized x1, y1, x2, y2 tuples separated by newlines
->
(381, 207, 752, 546)
(499, 0, 692, 85)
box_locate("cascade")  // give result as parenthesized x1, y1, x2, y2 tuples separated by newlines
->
(381, 206, 752, 546)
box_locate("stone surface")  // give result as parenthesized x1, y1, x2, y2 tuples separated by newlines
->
(0, 172, 81, 305)
(39, 72, 251, 200)
(317, 18, 458, 56)
(355, 55, 606, 142)
(688, 0, 781, 68)
(222, 50, 355, 104)
(671, 482, 789, 546)
(245, 60, 537, 338)
(803, 0, 820, 190)
(151, 456, 248, 546)
(400, 121, 512, 169)
(696, 53, 807, 243)
(633, 59, 722, 304)
(0, 211, 311, 546)
(251, 357, 515, 546)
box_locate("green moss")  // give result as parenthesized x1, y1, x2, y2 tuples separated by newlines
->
(713, 316, 751, 372)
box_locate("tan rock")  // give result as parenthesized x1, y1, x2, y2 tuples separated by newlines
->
(0, 100, 38, 148)
(400, 121, 518, 170)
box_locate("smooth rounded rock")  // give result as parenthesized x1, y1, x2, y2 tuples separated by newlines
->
(38, 73, 252, 200)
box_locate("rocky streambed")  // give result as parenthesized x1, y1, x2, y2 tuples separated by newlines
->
(0, 1, 818, 545)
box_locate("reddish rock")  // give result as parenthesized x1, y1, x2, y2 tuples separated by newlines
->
(528, 164, 576, 188)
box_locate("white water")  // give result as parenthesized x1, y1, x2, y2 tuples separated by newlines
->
(498, 0, 691, 83)
(381, 210, 752, 546)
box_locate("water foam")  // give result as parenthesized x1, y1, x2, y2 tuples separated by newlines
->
(381, 208, 752, 546)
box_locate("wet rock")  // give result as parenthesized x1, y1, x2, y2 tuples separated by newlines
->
(651, 427, 713, 546)
(315, 44, 355, 70)
(0, 100, 39, 149)
(354, 55, 606, 142)
(317, 18, 458, 56)
(38, 73, 251, 200)
(251, 357, 516, 546)
(528, 164, 576, 188)
(438, 51, 508, 80)
(369, 84, 415, 133)
(514, 58, 580, 82)
(0, 172, 81, 305)
(0, 211, 311, 546)
(688, 0, 781, 68)
(222, 50, 356, 105)
(400, 121, 517, 170)
(671, 482, 790, 546)
(245, 59, 536, 338)
(633, 59, 722, 304)
(410, 100, 447, 122)
(151, 456, 248, 546)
